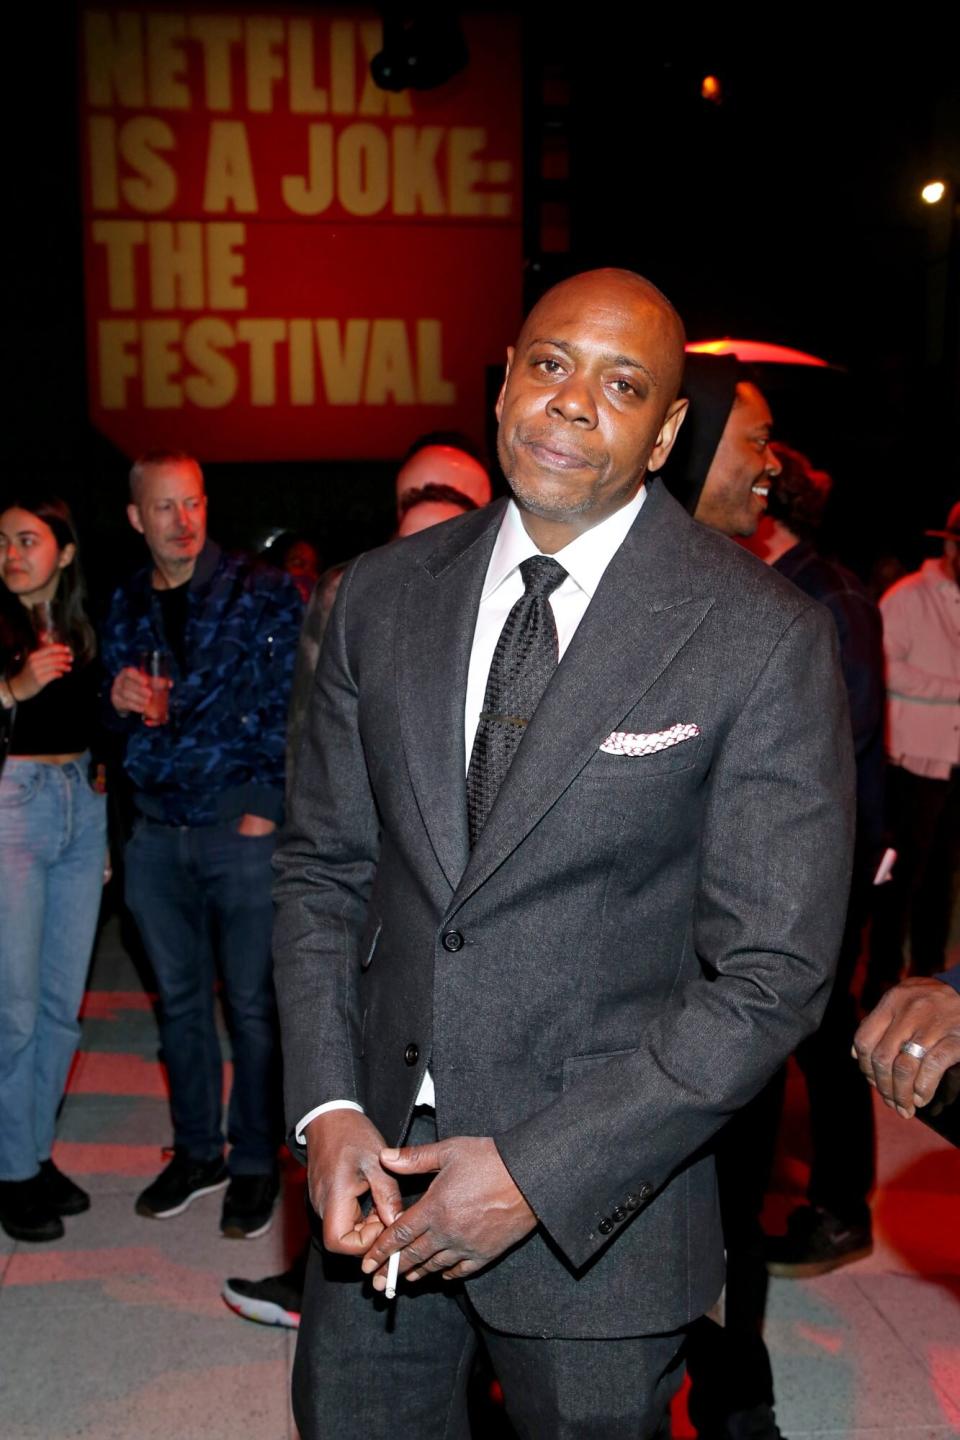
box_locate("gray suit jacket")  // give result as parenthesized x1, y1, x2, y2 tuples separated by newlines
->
(273, 481, 855, 1339)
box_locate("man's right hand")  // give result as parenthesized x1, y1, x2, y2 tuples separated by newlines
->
(305, 1109, 404, 1256)
(110, 666, 151, 716)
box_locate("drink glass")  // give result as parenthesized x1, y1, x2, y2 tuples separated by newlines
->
(32, 600, 61, 646)
(140, 650, 172, 726)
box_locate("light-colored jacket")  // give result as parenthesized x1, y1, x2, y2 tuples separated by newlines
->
(880, 558, 960, 779)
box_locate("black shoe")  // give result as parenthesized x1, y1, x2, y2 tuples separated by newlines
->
(0, 1175, 65, 1243)
(222, 1258, 304, 1326)
(721, 1404, 786, 1440)
(697, 1403, 786, 1440)
(220, 1172, 280, 1239)
(765, 1204, 872, 1278)
(135, 1149, 228, 1219)
(39, 1159, 90, 1216)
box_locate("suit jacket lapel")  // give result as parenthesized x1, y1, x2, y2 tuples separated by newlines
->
(396, 501, 507, 891)
(450, 484, 714, 913)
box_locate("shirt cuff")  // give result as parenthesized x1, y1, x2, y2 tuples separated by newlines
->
(295, 1099, 364, 1146)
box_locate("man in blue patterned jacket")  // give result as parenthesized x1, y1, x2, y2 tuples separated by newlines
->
(102, 451, 302, 1237)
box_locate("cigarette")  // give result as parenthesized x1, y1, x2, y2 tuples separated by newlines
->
(385, 1250, 400, 1300)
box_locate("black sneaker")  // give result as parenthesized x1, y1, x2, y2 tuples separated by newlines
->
(39, 1159, 90, 1216)
(711, 1403, 786, 1440)
(135, 1149, 228, 1219)
(222, 1256, 305, 1327)
(765, 1204, 872, 1278)
(220, 1172, 280, 1239)
(0, 1175, 65, 1243)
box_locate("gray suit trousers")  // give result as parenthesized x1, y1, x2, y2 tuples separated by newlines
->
(293, 1118, 685, 1440)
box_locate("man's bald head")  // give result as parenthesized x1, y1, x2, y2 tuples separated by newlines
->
(515, 269, 687, 406)
(495, 267, 689, 548)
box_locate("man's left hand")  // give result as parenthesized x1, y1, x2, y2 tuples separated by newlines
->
(360, 1136, 536, 1289)
(237, 814, 276, 837)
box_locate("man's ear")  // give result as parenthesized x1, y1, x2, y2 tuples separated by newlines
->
(127, 503, 145, 536)
(649, 398, 688, 471)
(494, 347, 515, 423)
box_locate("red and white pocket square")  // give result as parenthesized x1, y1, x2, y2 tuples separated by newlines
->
(599, 723, 701, 756)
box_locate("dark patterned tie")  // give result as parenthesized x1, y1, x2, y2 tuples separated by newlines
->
(466, 555, 568, 847)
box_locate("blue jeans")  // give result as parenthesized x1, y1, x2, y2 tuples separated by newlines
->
(0, 757, 107, 1181)
(124, 818, 281, 1175)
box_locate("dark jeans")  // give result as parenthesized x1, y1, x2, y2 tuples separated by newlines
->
(294, 1114, 685, 1440)
(124, 817, 281, 1175)
(797, 878, 875, 1226)
(867, 763, 960, 999)
(685, 1078, 785, 1427)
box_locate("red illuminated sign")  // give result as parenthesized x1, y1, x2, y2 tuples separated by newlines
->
(80, 8, 522, 461)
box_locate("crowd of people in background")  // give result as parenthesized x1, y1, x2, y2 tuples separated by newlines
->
(0, 348, 957, 1440)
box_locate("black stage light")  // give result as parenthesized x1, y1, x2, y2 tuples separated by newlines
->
(370, 8, 469, 92)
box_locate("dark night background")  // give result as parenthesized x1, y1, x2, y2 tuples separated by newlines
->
(7, 8, 959, 615)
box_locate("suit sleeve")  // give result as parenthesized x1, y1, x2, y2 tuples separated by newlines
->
(936, 966, 960, 995)
(494, 602, 856, 1270)
(272, 558, 380, 1153)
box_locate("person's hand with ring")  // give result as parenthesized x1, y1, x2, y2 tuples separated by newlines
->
(853, 976, 960, 1118)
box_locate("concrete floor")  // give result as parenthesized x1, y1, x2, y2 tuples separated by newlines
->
(1, 914, 958, 1440)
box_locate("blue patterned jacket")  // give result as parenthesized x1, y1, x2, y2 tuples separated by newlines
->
(101, 541, 302, 826)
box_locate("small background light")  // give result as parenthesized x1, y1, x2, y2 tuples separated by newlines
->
(701, 74, 722, 103)
(921, 181, 947, 205)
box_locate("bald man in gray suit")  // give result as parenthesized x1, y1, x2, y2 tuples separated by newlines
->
(273, 269, 855, 1439)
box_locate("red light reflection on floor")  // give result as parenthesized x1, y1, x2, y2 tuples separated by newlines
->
(52, 1141, 166, 1176)
(930, 1347, 960, 1428)
(795, 1322, 845, 1355)
(4, 1246, 231, 1319)
(80, 990, 156, 1019)
(65, 1052, 234, 1100)
(67, 1052, 169, 1097)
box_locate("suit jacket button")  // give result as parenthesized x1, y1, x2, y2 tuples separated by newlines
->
(637, 1183, 652, 1201)
(404, 1043, 420, 1066)
(598, 1217, 614, 1235)
(441, 930, 464, 953)
(611, 1206, 627, 1222)
(625, 1193, 640, 1210)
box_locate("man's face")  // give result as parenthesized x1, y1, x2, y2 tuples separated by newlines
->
(128, 462, 207, 570)
(694, 383, 781, 538)
(495, 272, 687, 537)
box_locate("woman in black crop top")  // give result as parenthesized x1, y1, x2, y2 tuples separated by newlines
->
(0, 494, 107, 1243)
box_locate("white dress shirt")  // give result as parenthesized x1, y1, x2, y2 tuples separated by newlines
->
(296, 486, 647, 1142)
(880, 558, 960, 780)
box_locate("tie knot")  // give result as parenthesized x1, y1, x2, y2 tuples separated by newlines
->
(520, 554, 567, 599)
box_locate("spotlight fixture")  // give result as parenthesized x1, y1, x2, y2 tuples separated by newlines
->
(371, 8, 469, 92)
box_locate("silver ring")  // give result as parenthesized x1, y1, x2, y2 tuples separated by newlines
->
(900, 1041, 928, 1061)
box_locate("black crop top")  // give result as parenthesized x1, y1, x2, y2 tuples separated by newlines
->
(6, 659, 101, 756)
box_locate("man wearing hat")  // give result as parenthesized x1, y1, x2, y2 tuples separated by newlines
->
(659, 363, 877, 1440)
(657, 352, 783, 539)
(863, 500, 960, 1008)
